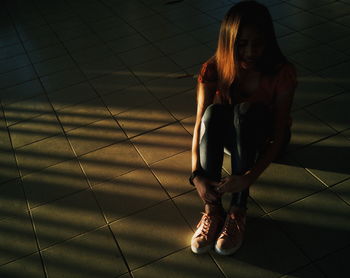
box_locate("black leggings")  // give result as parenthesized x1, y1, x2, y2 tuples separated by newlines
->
(199, 103, 289, 209)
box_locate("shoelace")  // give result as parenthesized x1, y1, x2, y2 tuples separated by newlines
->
(197, 213, 212, 240)
(221, 212, 245, 238)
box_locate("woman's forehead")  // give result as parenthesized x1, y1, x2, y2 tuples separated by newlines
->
(238, 25, 265, 40)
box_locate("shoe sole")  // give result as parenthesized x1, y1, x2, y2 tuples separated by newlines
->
(214, 240, 242, 256)
(191, 243, 213, 254)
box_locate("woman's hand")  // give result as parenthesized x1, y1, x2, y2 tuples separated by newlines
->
(193, 175, 221, 203)
(214, 174, 253, 194)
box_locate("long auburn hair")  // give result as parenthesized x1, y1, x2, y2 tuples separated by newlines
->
(214, 0, 287, 102)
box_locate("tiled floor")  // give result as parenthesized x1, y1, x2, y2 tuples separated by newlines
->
(0, 0, 349, 277)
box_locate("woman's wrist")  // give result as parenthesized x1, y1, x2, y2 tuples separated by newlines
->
(244, 170, 257, 185)
(189, 169, 204, 186)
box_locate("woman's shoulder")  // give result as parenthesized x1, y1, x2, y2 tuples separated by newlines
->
(198, 57, 218, 84)
(274, 62, 297, 78)
(273, 61, 298, 92)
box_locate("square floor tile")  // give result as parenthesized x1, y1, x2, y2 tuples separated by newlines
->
(290, 45, 348, 72)
(273, 22, 294, 38)
(142, 22, 184, 43)
(318, 61, 350, 91)
(335, 14, 350, 28)
(154, 33, 199, 55)
(328, 35, 350, 56)
(118, 6, 155, 22)
(116, 101, 175, 138)
(0, 54, 31, 75)
(18, 24, 53, 42)
(40, 67, 86, 93)
(0, 211, 37, 265)
(213, 216, 309, 278)
(278, 33, 319, 56)
(32, 189, 105, 249)
(102, 85, 156, 116)
(110, 200, 192, 270)
(90, 69, 141, 96)
(78, 56, 124, 80)
(33, 55, 76, 77)
(301, 22, 350, 43)
(93, 168, 168, 222)
(315, 245, 350, 278)
(0, 179, 27, 221)
(71, 44, 115, 64)
(63, 34, 102, 53)
(98, 24, 137, 43)
(188, 0, 233, 12)
(161, 90, 196, 121)
(169, 44, 213, 69)
(129, 14, 169, 32)
(292, 75, 344, 110)
(300, 22, 350, 44)
(0, 33, 20, 48)
(172, 12, 216, 32)
(108, 33, 149, 54)
(180, 116, 196, 135)
(145, 73, 196, 100)
(132, 247, 224, 278)
(305, 93, 350, 132)
(4, 94, 53, 126)
(268, 2, 302, 20)
(132, 122, 192, 164)
(57, 97, 110, 132)
(269, 189, 350, 260)
(79, 141, 145, 186)
(311, 2, 350, 19)
(0, 112, 11, 149)
(28, 44, 67, 63)
(277, 11, 327, 31)
(290, 110, 336, 150)
(0, 79, 44, 106)
(0, 150, 20, 184)
(118, 44, 164, 67)
(284, 0, 336, 10)
(189, 23, 221, 43)
(15, 134, 75, 176)
(130, 56, 182, 83)
(252, 158, 325, 213)
(0, 65, 36, 89)
(9, 112, 63, 149)
(0, 43, 25, 60)
(280, 264, 325, 278)
(22, 158, 89, 208)
(48, 82, 98, 111)
(151, 150, 192, 197)
(23, 34, 60, 52)
(67, 117, 127, 156)
(341, 129, 350, 141)
(0, 252, 45, 278)
(54, 24, 91, 42)
(169, 190, 203, 231)
(42, 226, 127, 278)
(331, 178, 350, 206)
(294, 134, 350, 186)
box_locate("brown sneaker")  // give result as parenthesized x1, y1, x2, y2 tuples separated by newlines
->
(215, 208, 246, 255)
(191, 212, 224, 254)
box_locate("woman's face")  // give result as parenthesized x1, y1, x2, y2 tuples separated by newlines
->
(236, 25, 266, 70)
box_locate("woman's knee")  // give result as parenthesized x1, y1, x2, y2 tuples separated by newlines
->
(202, 104, 228, 124)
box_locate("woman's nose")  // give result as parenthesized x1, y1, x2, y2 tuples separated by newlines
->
(244, 44, 253, 58)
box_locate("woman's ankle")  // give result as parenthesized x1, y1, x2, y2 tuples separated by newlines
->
(205, 203, 224, 215)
